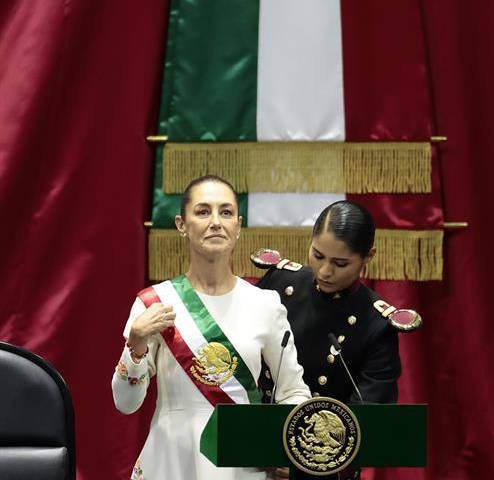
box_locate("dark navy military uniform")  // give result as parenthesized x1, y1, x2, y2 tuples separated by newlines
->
(257, 266, 401, 405)
(256, 260, 405, 479)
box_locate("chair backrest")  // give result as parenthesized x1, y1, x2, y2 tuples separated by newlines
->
(0, 341, 75, 480)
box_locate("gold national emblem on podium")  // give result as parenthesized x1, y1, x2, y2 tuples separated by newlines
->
(190, 342, 238, 386)
(283, 397, 361, 476)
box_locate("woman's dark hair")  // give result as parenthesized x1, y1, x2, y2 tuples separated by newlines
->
(312, 200, 375, 257)
(180, 175, 239, 218)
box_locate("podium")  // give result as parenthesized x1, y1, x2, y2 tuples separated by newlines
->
(201, 403, 426, 479)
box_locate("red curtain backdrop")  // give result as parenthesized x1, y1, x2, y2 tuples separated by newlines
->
(0, 1, 169, 478)
(0, 2, 493, 480)
(342, 0, 444, 233)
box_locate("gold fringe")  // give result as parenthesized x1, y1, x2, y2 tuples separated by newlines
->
(148, 227, 443, 281)
(162, 142, 431, 194)
(368, 229, 443, 281)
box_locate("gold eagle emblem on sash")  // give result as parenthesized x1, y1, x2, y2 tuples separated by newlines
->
(190, 342, 238, 386)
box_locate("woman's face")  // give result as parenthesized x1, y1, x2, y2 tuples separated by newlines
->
(176, 181, 241, 258)
(308, 231, 373, 293)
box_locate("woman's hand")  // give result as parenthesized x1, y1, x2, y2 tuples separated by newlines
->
(127, 303, 176, 357)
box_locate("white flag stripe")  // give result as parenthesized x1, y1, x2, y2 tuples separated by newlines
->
(154, 281, 250, 404)
(257, 0, 345, 140)
(248, 193, 346, 227)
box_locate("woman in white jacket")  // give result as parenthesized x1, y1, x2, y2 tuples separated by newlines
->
(112, 175, 310, 480)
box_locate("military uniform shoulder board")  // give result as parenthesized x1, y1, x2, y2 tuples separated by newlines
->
(373, 299, 422, 332)
(250, 248, 303, 271)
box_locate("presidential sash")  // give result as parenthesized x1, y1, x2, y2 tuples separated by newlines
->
(138, 275, 261, 406)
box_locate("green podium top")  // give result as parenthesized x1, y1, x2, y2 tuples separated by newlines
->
(201, 403, 426, 468)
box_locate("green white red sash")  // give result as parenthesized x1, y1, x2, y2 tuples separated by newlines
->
(138, 275, 261, 406)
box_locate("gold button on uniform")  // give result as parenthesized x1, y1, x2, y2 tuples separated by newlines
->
(318, 375, 327, 386)
(327, 354, 335, 364)
(313, 391, 320, 397)
(338, 335, 345, 344)
(284, 286, 294, 296)
(265, 390, 272, 397)
(264, 370, 271, 379)
(347, 315, 357, 325)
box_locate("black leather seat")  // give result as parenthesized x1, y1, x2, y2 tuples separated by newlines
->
(0, 341, 75, 479)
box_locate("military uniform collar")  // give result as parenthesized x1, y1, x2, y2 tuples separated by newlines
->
(314, 279, 361, 300)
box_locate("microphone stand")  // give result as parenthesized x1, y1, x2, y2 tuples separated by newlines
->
(329, 333, 364, 404)
(271, 331, 291, 404)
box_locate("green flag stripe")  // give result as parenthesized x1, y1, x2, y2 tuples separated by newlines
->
(165, 0, 259, 141)
(153, 0, 182, 227)
(152, 0, 256, 225)
(171, 275, 261, 403)
(157, 0, 180, 136)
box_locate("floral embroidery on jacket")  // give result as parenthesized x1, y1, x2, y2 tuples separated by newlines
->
(131, 458, 143, 480)
(115, 361, 147, 386)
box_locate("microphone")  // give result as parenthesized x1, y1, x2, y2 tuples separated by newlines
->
(270, 330, 291, 404)
(328, 333, 364, 404)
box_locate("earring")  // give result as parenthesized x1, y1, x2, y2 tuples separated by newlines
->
(181, 232, 187, 238)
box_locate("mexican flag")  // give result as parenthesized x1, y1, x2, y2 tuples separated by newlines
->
(149, 0, 443, 281)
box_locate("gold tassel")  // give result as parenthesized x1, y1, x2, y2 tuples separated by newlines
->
(162, 142, 431, 194)
(367, 229, 443, 281)
(148, 227, 443, 281)
(343, 143, 432, 193)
